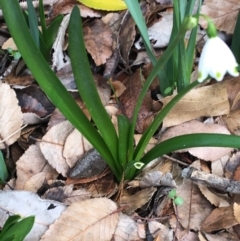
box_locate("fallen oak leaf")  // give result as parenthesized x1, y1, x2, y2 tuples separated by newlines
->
(40, 198, 119, 241)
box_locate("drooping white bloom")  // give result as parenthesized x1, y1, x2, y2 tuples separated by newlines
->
(198, 36, 239, 83)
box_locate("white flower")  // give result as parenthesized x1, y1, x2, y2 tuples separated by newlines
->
(198, 36, 239, 82)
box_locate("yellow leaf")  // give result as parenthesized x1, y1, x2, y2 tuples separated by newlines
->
(78, 0, 127, 11)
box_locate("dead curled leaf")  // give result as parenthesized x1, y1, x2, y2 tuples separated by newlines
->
(84, 19, 113, 66)
(0, 82, 23, 149)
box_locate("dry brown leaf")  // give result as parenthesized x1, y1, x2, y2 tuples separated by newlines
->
(42, 184, 91, 205)
(15, 144, 57, 190)
(119, 12, 136, 68)
(204, 232, 239, 241)
(222, 109, 240, 135)
(200, 0, 240, 34)
(135, 12, 173, 49)
(94, 75, 111, 106)
(110, 80, 126, 97)
(79, 172, 118, 198)
(160, 120, 233, 161)
(24, 172, 50, 192)
(169, 215, 189, 240)
(84, 19, 113, 66)
(119, 69, 153, 133)
(16, 86, 54, 117)
(2, 37, 17, 50)
(176, 179, 213, 231)
(47, 108, 66, 130)
(120, 187, 157, 215)
(52, 0, 101, 18)
(40, 198, 119, 241)
(149, 221, 173, 240)
(201, 206, 238, 232)
(211, 155, 230, 177)
(225, 152, 240, 179)
(0, 82, 23, 149)
(114, 213, 141, 241)
(40, 121, 74, 177)
(198, 184, 230, 207)
(63, 128, 92, 168)
(233, 202, 240, 224)
(161, 83, 229, 128)
(134, 134, 157, 153)
(225, 77, 240, 110)
(198, 232, 207, 241)
(139, 171, 175, 188)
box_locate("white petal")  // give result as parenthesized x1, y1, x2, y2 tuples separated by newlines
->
(198, 39, 213, 82)
(198, 36, 239, 82)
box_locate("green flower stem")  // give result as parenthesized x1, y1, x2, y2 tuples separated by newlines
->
(0, 0, 121, 180)
(127, 18, 196, 164)
(200, 14, 217, 38)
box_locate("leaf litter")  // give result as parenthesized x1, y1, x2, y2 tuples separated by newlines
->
(1, 0, 240, 240)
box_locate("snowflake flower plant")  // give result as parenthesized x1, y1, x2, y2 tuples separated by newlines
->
(198, 20, 239, 83)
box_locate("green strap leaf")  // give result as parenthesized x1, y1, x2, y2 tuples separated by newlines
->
(0, 215, 21, 239)
(117, 115, 131, 169)
(68, 6, 119, 166)
(127, 133, 240, 179)
(26, 0, 39, 48)
(0, 150, 8, 183)
(141, 133, 240, 164)
(0, 216, 34, 241)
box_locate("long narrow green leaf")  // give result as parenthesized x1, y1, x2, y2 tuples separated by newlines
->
(68, 7, 119, 165)
(186, 0, 201, 79)
(178, 0, 187, 21)
(0, 0, 121, 180)
(0, 150, 8, 183)
(0, 215, 21, 239)
(125, 133, 240, 180)
(185, 0, 196, 16)
(231, 11, 240, 64)
(124, 0, 151, 51)
(45, 15, 63, 51)
(39, 0, 47, 36)
(126, 133, 240, 179)
(141, 133, 240, 164)
(117, 115, 131, 169)
(127, 20, 190, 163)
(177, 39, 189, 91)
(1, 216, 34, 241)
(26, 0, 39, 48)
